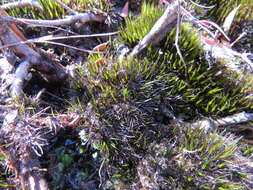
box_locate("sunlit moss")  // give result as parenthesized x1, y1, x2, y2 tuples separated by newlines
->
(63, 1, 253, 189)
(193, 0, 253, 33)
(120, 1, 163, 46)
(4, 0, 111, 19)
(143, 125, 250, 189)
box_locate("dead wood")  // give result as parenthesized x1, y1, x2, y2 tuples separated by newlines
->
(129, 0, 182, 58)
(0, 12, 106, 27)
(0, 22, 66, 97)
(192, 112, 253, 132)
(0, 9, 68, 97)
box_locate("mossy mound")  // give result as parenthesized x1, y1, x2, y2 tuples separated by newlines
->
(0, 1, 252, 189)
(67, 2, 253, 189)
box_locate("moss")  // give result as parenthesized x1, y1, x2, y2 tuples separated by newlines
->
(138, 125, 250, 189)
(0, 148, 11, 188)
(65, 1, 253, 189)
(120, 1, 163, 46)
(193, 0, 253, 34)
(4, 0, 111, 19)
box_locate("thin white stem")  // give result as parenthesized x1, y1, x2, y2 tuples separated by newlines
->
(0, 12, 106, 26)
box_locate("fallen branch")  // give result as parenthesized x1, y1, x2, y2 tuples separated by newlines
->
(0, 9, 68, 96)
(192, 112, 253, 131)
(0, 12, 106, 26)
(0, 32, 119, 53)
(129, 0, 182, 57)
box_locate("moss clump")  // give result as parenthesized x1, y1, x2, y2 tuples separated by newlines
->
(4, 0, 111, 19)
(192, 0, 253, 54)
(136, 125, 252, 189)
(67, 1, 253, 189)
(194, 0, 253, 24)
(120, 1, 163, 46)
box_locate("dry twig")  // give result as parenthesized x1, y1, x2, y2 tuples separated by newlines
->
(0, 12, 106, 26)
(10, 60, 31, 98)
(192, 112, 253, 132)
(129, 0, 182, 57)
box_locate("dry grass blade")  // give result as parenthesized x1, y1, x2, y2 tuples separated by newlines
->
(223, 5, 241, 33)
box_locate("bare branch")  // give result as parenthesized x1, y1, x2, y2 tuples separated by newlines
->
(0, 12, 106, 26)
(129, 0, 182, 58)
(0, 32, 119, 52)
(192, 112, 253, 132)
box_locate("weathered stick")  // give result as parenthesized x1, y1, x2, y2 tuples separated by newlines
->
(0, 8, 67, 94)
(129, 0, 182, 57)
(0, 12, 106, 26)
(192, 112, 253, 131)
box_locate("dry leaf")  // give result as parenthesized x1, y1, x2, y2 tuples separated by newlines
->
(223, 5, 241, 33)
(94, 58, 107, 66)
(121, 1, 129, 18)
(92, 42, 109, 52)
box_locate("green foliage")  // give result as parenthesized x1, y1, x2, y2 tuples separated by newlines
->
(166, 125, 246, 189)
(194, 0, 253, 33)
(6, 0, 66, 19)
(5, 0, 110, 19)
(71, 2, 253, 166)
(65, 1, 253, 189)
(119, 3, 253, 117)
(127, 23, 252, 117)
(120, 2, 163, 45)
